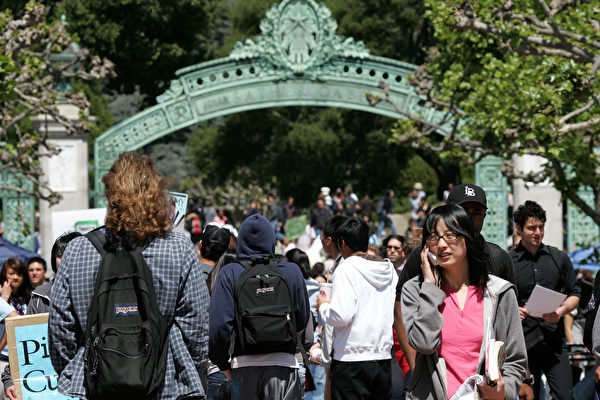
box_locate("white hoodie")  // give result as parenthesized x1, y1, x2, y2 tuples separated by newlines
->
(319, 255, 398, 362)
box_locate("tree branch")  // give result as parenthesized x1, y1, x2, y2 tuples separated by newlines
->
(558, 116, 600, 134)
(456, 4, 598, 62)
(558, 95, 600, 125)
(535, 0, 566, 44)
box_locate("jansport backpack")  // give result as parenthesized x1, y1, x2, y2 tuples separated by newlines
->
(233, 257, 297, 355)
(83, 229, 169, 400)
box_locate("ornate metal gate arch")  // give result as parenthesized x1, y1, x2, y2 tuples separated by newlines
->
(93, 0, 452, 201)
(92, 0, 507, 249)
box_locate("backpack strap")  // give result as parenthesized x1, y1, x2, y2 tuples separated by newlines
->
(86, 227, 108, 258)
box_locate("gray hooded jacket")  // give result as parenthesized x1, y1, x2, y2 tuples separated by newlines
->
(401, 275, 527, 400)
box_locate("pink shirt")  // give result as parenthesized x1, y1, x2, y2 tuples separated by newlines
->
(438, 283, 484, 399)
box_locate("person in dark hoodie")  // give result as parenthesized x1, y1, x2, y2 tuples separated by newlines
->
(209, 214, 310, 400)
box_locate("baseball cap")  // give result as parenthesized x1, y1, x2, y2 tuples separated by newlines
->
(200, 224, 231, 247)
(413, 182, 424, 190)
(447, 184, 487, 209)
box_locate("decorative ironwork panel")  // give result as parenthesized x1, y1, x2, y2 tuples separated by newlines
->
(3, 197, 35, 250)
(95, 109, 170, 169)
(0, 170, 34, 197)
(166, 101, 194, 126)
(0, 170, 35, 250)
(567, 189, 599, 251)
(229, 0, 369, 78)
(476, 156, 508, 250)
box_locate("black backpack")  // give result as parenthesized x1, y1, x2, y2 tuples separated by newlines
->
(232, 257, 316, 391)
(83, 229, 169, 400)
(233, 257, 297, 355)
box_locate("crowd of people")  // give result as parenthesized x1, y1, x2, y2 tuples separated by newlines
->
(0, 152, 596, 400)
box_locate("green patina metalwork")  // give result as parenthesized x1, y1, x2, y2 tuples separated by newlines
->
(0, 171, 35, 250)
(476, 156, 508, 249)
(567, 190, 599, 251)
(93, 0, 450, 206)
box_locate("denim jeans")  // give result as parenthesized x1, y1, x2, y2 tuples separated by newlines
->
(306, 364, 327, 400)
(207, 371, 230, 400)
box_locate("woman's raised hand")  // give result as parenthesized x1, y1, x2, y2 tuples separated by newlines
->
(420, 246, 439, 286)
(0, 282, 10, 301)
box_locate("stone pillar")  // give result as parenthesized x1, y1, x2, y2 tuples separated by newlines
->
(512, 154, 563, 249)
(32, 105, 89, 271)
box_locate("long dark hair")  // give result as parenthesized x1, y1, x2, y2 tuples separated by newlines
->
(286, 248, 311, 279)
(207, 249, 237, 295)
(0, 257, 33, 303)
(51, 231, 83, 274)
(421, 204, 490, 287)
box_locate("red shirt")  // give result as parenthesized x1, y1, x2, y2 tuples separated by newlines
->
(438, 282, 484, 399)
(393, 326, 411, 376)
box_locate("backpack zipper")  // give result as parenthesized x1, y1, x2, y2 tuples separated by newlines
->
(101, 343, 150, 359)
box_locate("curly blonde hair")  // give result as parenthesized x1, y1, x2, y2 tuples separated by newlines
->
(103, 152, 171, 241)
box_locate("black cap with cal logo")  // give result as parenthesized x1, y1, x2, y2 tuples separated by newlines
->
(447, 184, 487, 209)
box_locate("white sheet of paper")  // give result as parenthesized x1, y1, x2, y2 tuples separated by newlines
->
(525, 284, 567, 318)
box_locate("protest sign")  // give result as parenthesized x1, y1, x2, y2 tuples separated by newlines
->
(284, 215, 307, 241)
(6, 314, 77, 400)
(51, 208, 107, 240)
(169, 191, 188, 233)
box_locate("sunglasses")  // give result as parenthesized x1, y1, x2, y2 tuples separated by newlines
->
(386, 246, 401, 250)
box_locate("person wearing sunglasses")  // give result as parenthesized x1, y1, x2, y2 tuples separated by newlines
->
(401, 204, 527, 399)
(382, 234, 405, 270)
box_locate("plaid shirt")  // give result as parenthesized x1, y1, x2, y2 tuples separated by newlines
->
(49, 228, 209, 399)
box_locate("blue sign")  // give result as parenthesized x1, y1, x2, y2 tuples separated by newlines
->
(14, 323, 77, 399)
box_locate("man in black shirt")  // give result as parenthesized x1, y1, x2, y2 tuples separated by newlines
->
(511, 200, 580, 400)
(393, 184, 516, 388)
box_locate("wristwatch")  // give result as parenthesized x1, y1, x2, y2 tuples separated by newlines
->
(523, 376, 535, 386)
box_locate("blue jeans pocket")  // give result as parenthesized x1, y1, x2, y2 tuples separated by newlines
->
(208, 372, 231, 400)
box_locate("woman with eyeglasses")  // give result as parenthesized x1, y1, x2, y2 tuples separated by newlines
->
(401, 204, 526, 400)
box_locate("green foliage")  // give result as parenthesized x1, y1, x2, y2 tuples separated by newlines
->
(71, 80, 114, 140)
(149, 140, 197, 189)
(216, 0, 272, 58)
(187, 106, 415, 207)
(409, 0, 600, 224)
(59, 0, 226, 102)
(0, 1, 112, 204)
(327, 0, 431, 64)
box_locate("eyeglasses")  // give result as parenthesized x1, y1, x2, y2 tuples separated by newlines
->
(426, 232, 459, 245)
(386, 246, 401, 251)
